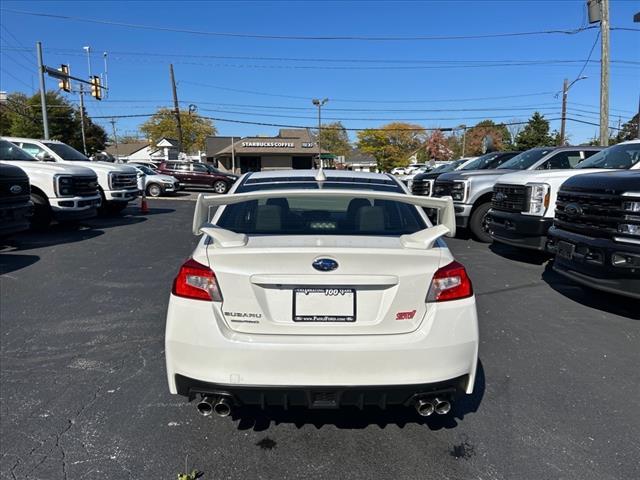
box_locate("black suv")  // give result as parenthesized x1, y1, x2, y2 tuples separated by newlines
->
(0, 163, 33, 236)
(547, 169, 640, 299)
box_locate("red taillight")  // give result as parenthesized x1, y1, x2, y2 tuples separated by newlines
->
(172, 258, 222, 302)
(427, 261, 473, 302)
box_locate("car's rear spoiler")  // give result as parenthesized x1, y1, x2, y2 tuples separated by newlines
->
(193, 189, 456, 249)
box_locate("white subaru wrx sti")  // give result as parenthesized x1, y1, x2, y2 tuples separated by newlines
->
(165, 170, 478, 418)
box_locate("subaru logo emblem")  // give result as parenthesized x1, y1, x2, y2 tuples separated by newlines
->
(9, 185, 23, 194)
(495, 192, 506, 202)
(312, 258, 338, 272)
(564, 203, 583, 216)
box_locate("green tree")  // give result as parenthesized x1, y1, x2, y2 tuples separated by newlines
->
(356, 122, 426, 172)
(318, 122, 351, 157)
(140, 108, 216, 153)
(613, 113, 639, 144)
(515, 112, 554, 150)
(0, 91, 107, 154)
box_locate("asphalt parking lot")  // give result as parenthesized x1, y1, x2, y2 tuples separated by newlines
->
(1, 199, 639, 480)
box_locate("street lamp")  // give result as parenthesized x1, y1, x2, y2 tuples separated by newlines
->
(559, 76, 588, 145)
(312, 98, 328, 168)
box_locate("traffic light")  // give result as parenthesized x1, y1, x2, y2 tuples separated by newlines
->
(58, 64, 70, 92)
(90, 75, 102, 100)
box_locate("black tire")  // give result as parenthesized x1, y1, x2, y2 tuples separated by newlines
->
(146, 183, 163, 197)
(469, 202, 493, 243)
(29, 192, 52, 230)
(213, 180, 229, 194)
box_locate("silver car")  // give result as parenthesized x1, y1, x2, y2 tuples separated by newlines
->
(128, 163, 180, 197)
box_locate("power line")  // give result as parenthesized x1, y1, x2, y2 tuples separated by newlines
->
(0, 67, 33, 90)
(5, 9, 635, 41)
(0, 24, 34, 65)
(0, 48, 34, 75)
(575, 30, 601, 81)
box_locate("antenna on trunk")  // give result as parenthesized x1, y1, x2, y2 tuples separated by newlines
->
(315, 166, 327, 182)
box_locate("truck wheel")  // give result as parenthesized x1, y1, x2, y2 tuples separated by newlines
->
(469, 202, 493, 243)
(29, 192, 52, 230)
(213, 181, 228, 194)
(146, 183, 162, 197)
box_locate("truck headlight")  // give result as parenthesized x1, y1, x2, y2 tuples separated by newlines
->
(618, 223, 640, 236)
(524, 183, 550, 216)
(451, 181, 467, 202)
(108, 172, 114, 189)
(54, 175, 74, 197)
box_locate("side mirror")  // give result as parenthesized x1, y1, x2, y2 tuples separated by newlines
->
(37, 152, 54, 162)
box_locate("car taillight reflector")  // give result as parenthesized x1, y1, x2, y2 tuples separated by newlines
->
(427, 261, 473, 302)
(172, 258, 222, 301)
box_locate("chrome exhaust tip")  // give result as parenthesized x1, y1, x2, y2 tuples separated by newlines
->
(213, 397, 232, 417)
(434, 397, 451, 415)
(415, 398, 435, 417)
(196, 396, 215, 417)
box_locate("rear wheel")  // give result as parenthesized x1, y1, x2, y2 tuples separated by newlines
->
(146, 183, 162, 197)
(469, 202, 492, 243)
(213, 181, 228, 194)
(29, 192, 52, 230)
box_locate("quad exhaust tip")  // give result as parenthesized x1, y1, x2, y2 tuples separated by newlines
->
(433, 397, 452, 415)
(196, 396, 233, 417)
(196, 396, 215, 417)
(415, 398, 435, 417)
(213, 397, 232, 417)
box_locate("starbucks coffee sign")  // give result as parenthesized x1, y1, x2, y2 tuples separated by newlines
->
(242, 141, 295, 148)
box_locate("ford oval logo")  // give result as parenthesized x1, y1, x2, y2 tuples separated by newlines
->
(564, 203, 583, 216)
(495, 192, 506, 202)
(313, 258, 338, 272)
(9, 185, 23, 194)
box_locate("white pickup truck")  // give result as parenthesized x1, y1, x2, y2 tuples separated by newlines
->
(5, 137, 139, 213)
(0, 138, 101, 228)
(487, 140, 640, 250)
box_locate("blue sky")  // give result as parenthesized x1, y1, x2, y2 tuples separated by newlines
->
(1, 0, 638, 144)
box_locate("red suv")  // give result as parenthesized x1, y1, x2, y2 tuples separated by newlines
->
(157, 162, 238, 194)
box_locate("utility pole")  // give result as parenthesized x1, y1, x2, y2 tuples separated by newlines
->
(460, 125, 466, 157)
(231, 136, 236, 173)
(599, 0, 610, 146)
(312, 98, 328, 168)
(36, 41, 49, 139)
(110, 118, 119, 160)
(169, 64, 184, 153)
(559, 76, 587, 145)
(78, 84, 87, 155)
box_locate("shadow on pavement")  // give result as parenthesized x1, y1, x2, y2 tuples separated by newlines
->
(542, 263, 640, 320)
(489, 242, 551, 266)
(2, 224, 105, 252)
(0, 253, 40, 275)
(229, 363, 485, 432)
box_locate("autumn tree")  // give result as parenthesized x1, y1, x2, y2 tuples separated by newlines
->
(424, 130, 453, 161)
(356, 122, 426, 172)
(515, 112, 554, 150)
(140, 108, 216, 153)
(463, 120, 511, 156)
(318, 122, 351, 157)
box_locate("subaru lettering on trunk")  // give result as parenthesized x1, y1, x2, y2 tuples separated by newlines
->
(165, 170, 478, 417)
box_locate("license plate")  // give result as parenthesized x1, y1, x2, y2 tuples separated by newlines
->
(293, 288, 356, 322)
(557, 241, 575, 260)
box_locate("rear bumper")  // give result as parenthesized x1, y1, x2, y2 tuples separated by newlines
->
(175, 374, 469, 408)
(547, 227, 640, 299)
(0, 201, 33, 236)
(488, 209, 553, 251)
(165, 294, 479, 398)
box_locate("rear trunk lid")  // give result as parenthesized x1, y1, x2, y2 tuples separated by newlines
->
(206, 236, 443, 335)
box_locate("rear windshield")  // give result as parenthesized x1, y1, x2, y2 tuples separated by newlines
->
(44, 142, 90, 161)
(0, 140, 35, 161)
(217, 195, 426, 236)
(497, 148, 554, 170)
(576, 143, 640, 169)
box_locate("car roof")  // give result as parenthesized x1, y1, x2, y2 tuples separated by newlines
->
(247, 169, 390, 182)
(3, 137, 65, 144)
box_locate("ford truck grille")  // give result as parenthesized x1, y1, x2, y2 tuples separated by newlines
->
(110, 173, 137, 190)
(72, 176, 99, 197)
(0, 177, 30, 204)
(433, 180, 453, 197)
(554, 188, 628, 239)
(492, 184, 527, 212)
(411, 179, 432, 196)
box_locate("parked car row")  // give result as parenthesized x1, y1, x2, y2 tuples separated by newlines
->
(410, 141, 639, 300)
